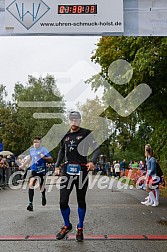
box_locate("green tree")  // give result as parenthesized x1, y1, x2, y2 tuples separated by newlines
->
(88, 36, 167, 176)
(0, 84, 7, 107)
(2, 75, 65, 157)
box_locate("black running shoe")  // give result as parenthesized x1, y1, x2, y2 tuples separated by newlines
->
(42, 196, 46, 206)
(27, 204, 33, 211)
(76, 227, 84, 242)
(56, 223, 72, 240)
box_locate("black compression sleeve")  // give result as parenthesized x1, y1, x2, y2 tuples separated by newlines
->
(92, 147, 100, 165)
(55, 149, 65, 167)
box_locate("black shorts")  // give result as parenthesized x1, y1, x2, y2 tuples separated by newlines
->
(29, 170, 45, 187)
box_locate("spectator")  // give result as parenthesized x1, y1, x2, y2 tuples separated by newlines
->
(120, 159, 126, 177)
(132, 161, 139, 169)
(110, 161, 115, 177)
(0, 155, 9, 185)
(114, 161, 120, 178)
(141, 145, 158, 207)
(105, 162, 111, 176)
(128, 161, 133, 170)
(94, 163, 100, 174)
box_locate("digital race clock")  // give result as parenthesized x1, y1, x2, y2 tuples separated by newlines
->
(58, 5, 97, 14)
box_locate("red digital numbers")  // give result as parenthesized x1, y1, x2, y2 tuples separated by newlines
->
(90, 5, 95, 13)
(85, 6, 90, 13)
(77, 5, 83, 13)
(59, 5, 64, 14)
(64, 6, 70, 13)
(73, 5, 77, 13)
(58, 5, 97, 14)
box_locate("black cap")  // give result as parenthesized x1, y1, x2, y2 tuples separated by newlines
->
(69, 111, 81, 120)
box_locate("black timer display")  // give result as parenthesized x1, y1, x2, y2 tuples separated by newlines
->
(58, 5, 97, 14)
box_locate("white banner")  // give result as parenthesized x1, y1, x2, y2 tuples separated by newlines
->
(5, 0, 124, 34)
(1, 0, 167, 36)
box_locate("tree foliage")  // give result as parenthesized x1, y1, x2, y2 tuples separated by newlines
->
(0, 75, 64, 157)
(88, 36, 167, 176)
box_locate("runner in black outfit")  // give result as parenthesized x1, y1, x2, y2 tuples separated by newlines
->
(55, 111, 100, 241)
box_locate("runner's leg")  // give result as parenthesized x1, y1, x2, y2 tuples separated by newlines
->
(76, 170, 88, 228)
(39, 174, 46, 206)
(60, 174, 75, 227)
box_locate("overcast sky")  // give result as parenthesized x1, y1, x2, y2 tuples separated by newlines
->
(0, 36, 102, 108)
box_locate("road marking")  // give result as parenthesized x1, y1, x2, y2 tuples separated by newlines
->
(0, 235, 167, 241)
(0, 236, 25, 240)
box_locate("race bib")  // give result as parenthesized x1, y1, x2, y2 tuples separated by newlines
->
(66, 164, 81, 175)
(36, 166, 45, 173)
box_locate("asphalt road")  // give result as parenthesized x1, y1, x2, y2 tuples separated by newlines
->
(0, 174, 167, 252)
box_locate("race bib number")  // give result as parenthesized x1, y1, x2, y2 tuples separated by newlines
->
(66, 164, 81, 175)
(36, 166, 45, 173)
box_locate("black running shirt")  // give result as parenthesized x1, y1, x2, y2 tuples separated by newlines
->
(56, 127, 100, 166)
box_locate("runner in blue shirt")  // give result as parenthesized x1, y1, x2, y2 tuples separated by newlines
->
(19, 137, 53, 211)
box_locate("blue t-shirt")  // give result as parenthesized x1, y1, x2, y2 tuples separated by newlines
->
(30, 146, 51, 174)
